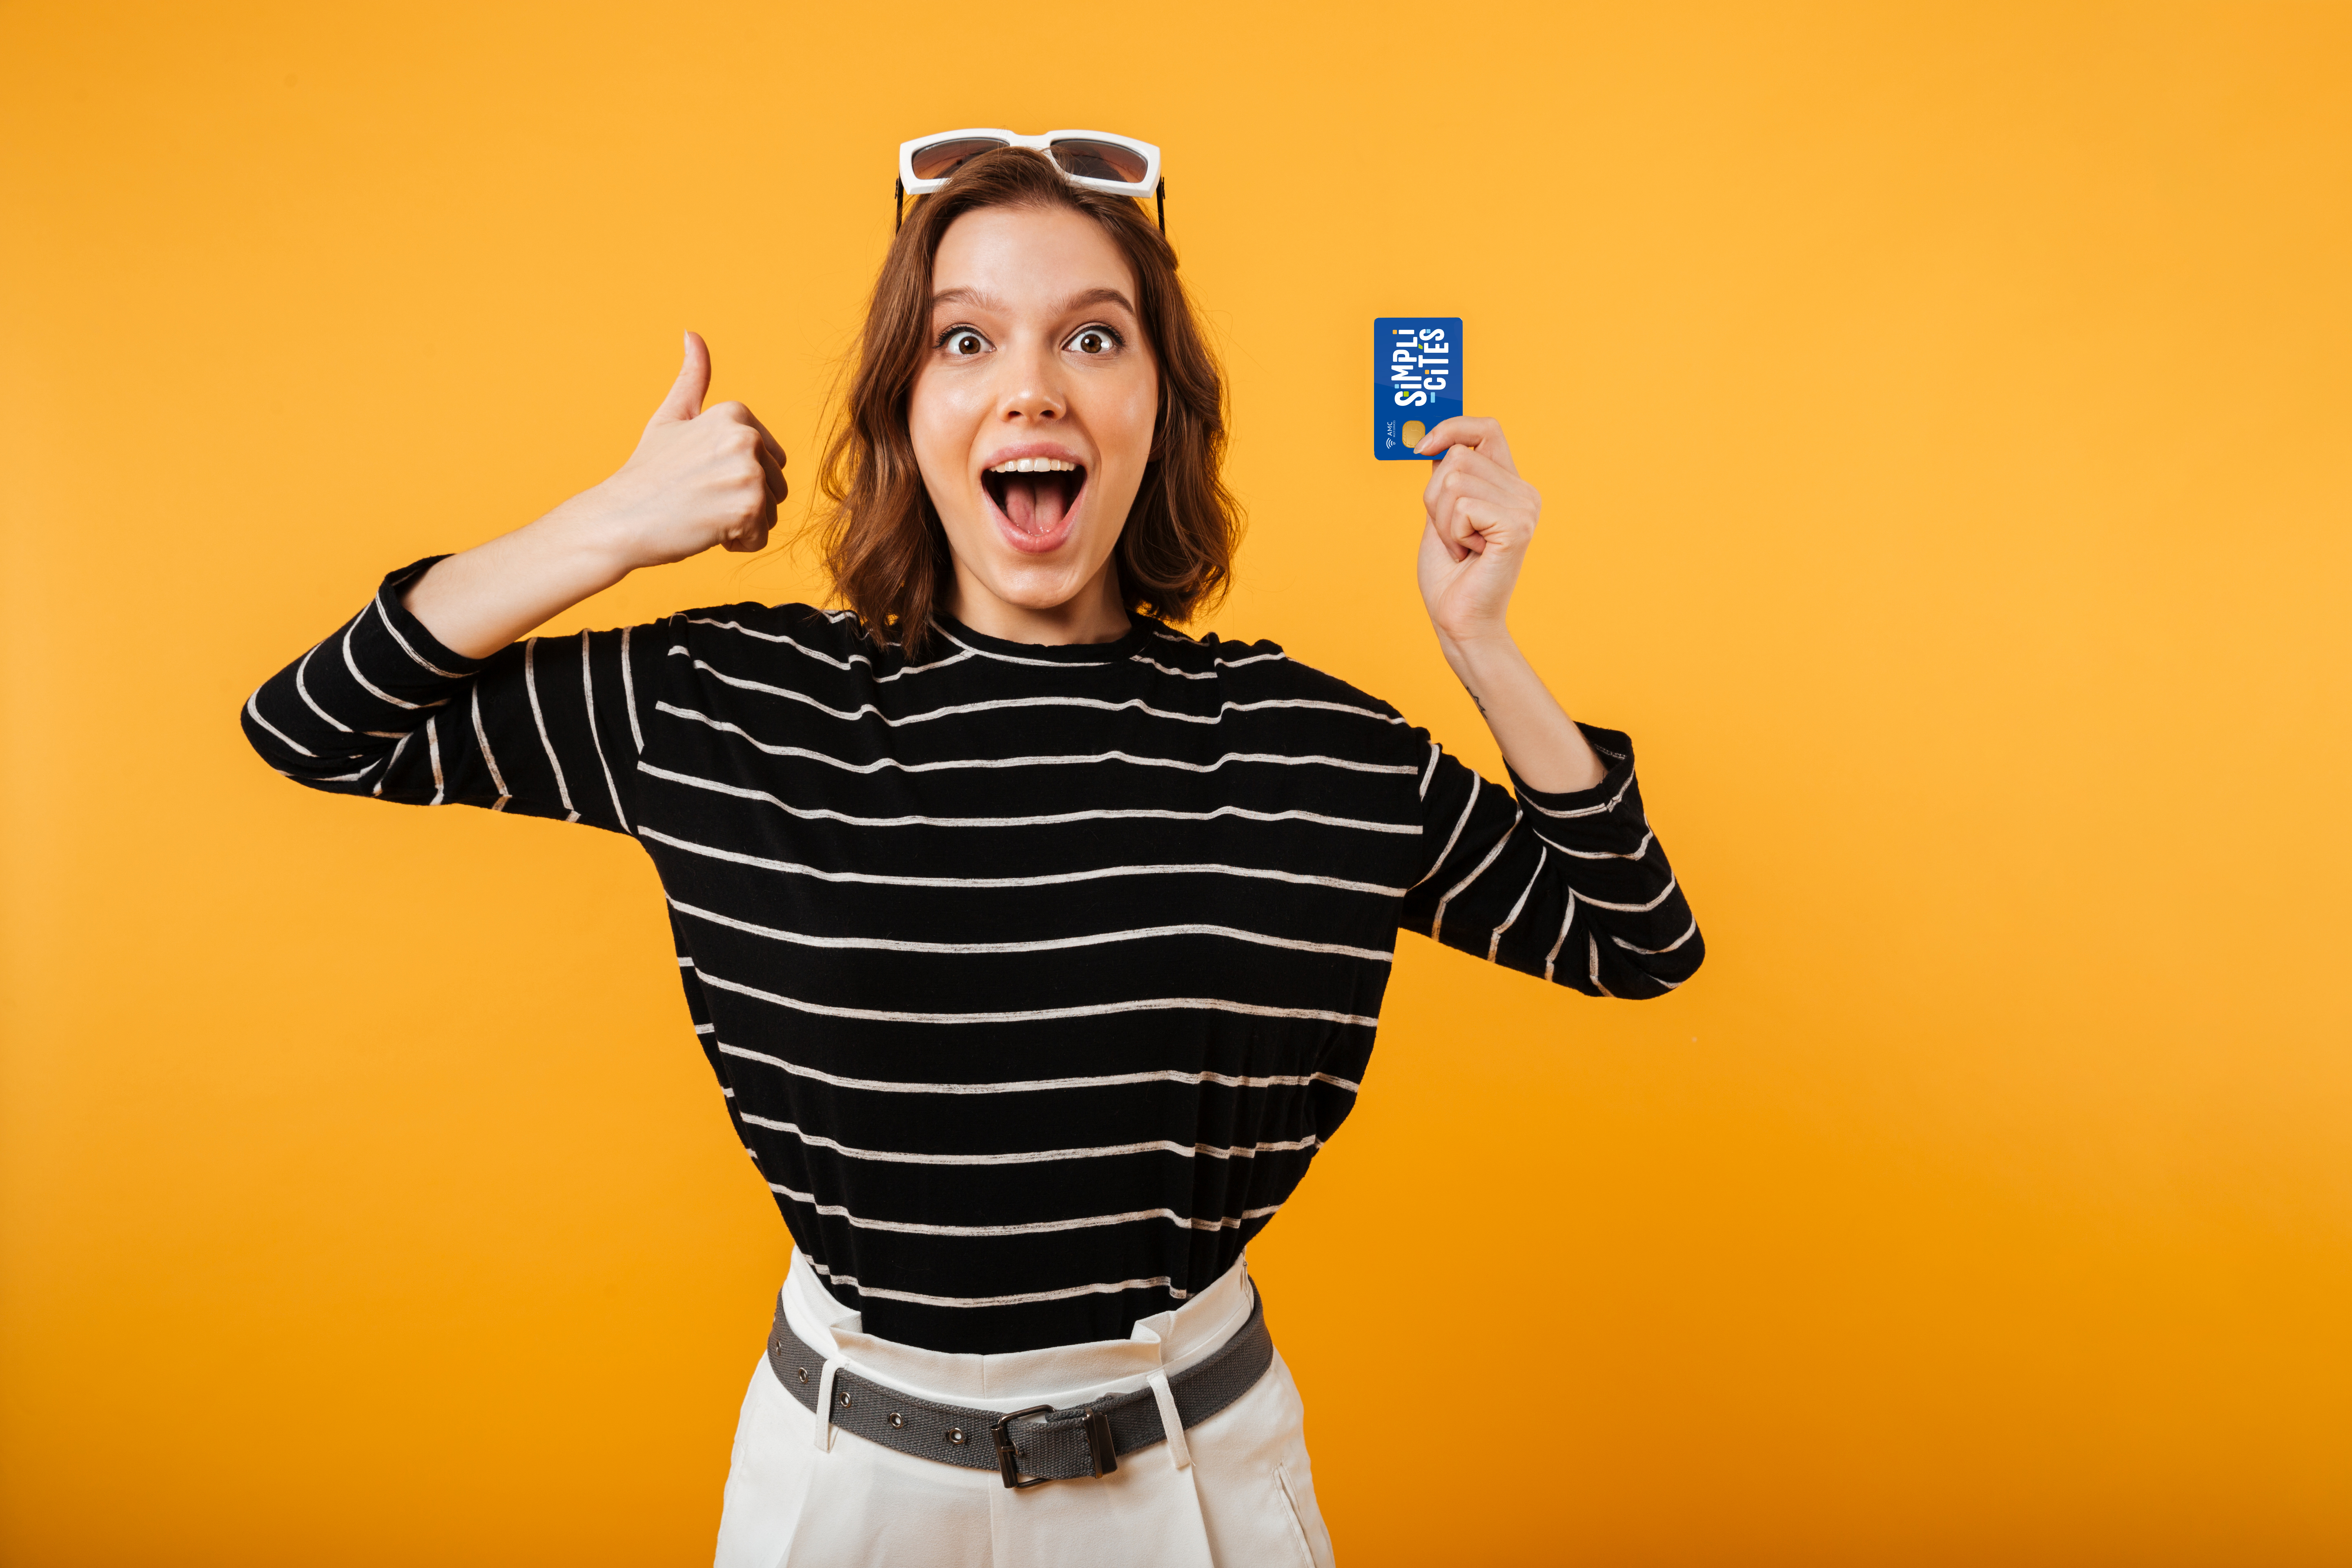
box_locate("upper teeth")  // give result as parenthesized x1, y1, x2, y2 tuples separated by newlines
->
(989, 458, 1080, 473)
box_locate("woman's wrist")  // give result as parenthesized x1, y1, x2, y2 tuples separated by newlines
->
(1433, 619, 1519, 684)
(536, 482, 661, 578)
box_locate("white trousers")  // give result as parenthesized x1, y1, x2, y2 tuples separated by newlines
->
(713, 1253, 1338, 1568)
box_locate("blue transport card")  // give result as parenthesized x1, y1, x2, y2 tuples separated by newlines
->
(1374, 317, 1463, 459)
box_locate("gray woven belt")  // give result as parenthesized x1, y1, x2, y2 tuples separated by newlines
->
(766, 1291, 1274, 1488)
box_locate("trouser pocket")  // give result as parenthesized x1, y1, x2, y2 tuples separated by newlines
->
(1274, 1461, 1335, 1567)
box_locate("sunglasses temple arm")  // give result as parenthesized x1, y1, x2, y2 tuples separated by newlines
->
(1156, 177, 1165, 235)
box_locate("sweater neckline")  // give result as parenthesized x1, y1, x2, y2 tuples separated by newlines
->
(932, 611, 1163, 667)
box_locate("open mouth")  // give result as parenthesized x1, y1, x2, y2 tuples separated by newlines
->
(981, 457, 1088, 541)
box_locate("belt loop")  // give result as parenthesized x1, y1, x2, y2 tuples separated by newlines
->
(1147, 1370, 1191, 1470)
(813, 1356, 842, 1452)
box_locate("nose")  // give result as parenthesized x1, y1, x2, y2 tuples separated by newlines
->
(996, 335, 1066, 423)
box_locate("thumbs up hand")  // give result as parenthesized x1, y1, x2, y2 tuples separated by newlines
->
(590, 331, 788, 568)
(397, 332, 791, 659)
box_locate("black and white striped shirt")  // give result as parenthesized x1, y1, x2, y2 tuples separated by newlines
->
(243, 556, 1703, 1352)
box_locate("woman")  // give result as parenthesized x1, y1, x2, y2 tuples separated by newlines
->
(242, 145, 1702, 1566)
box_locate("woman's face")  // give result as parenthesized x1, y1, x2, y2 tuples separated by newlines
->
(910, 203, 1159, 639)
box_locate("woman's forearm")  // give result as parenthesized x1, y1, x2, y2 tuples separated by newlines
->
(1437, 631, 1607, 794)
(402, 497, 638, 660)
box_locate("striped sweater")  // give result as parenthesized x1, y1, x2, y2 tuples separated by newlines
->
(243, 556, 1704, 1353)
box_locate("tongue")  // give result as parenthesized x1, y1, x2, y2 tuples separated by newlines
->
(1000, 474, 1070, 536)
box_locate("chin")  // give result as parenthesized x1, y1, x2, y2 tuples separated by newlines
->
(979, 559, 1106, 612)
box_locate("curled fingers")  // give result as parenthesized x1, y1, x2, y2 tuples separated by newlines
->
(1414, 415, 1516, 472)
(708, 401, 791, 499)
(1428, 471, 1520, 553)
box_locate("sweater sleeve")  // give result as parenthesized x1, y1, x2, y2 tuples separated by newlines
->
(1397, 723, 1703, 998)
(238, 555, 660, 836)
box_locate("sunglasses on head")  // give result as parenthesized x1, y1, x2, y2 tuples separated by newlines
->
(895, 129, 1165, 233)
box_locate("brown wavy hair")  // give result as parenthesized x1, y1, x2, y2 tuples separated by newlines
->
(810, 147, 1241, 656)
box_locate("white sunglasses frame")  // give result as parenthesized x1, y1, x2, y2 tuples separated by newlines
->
(896, 128, 1162, 198)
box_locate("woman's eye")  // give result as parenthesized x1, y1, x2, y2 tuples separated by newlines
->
(1068, 326, 1120, 356)
(943, 329, 991, 357)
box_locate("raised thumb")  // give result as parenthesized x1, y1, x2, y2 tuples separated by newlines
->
(650, 330, 710, 423)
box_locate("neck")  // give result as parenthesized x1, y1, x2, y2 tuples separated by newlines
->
(945, 561, 1132, 646)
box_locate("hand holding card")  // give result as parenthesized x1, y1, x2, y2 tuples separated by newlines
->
(1412, 414, 1543, 648)
(1371, 314, 1542, 650)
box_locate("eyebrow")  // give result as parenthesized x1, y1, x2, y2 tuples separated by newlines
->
(930, 285, 1138, 317)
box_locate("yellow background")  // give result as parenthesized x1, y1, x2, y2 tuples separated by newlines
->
(4, 3, 2348, 1563)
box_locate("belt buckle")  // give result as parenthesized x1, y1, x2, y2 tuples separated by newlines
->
(989, 1403, 1119, 1489)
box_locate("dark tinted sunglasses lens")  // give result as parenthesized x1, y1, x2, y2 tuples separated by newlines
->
(909, 138, 1008, 180)
(1049, 139, 1149, 183)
